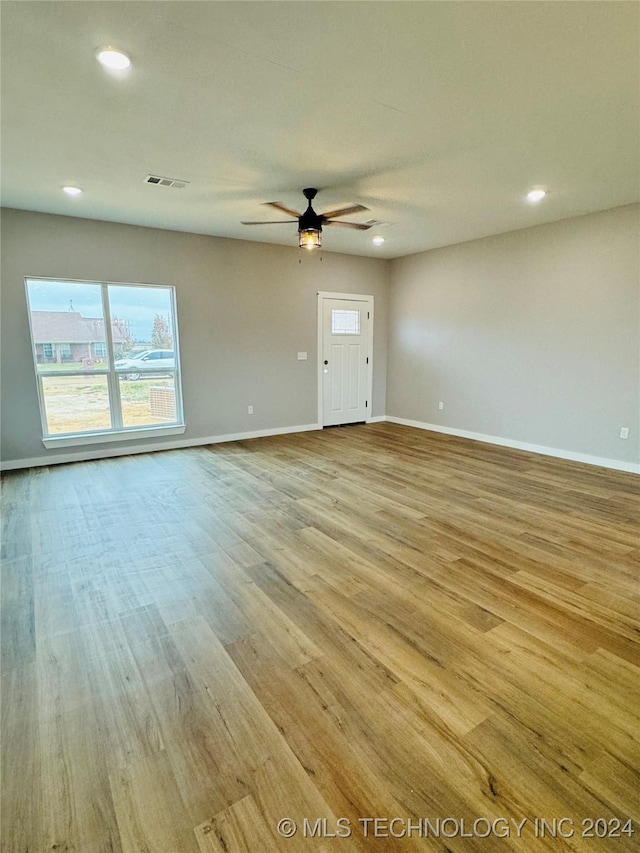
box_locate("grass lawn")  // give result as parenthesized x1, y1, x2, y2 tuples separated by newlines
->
(38, 362, 86, 371)
(41, 375, 176, 433)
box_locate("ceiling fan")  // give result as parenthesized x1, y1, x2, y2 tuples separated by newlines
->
(242, 188, 372, 249)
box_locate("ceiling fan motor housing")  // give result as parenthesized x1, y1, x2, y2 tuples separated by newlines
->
(300, 188, 323, 231)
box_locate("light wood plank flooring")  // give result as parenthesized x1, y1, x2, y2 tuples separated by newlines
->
(2, 423, 639, 852)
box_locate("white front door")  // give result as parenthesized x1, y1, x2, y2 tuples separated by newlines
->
(321, 297, 371, 426)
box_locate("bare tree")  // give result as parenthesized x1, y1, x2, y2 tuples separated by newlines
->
(112, 316, 134, 353)
(151, 313, 173, 349)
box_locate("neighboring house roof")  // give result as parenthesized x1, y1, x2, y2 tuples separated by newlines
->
(31, 311, 128, 344)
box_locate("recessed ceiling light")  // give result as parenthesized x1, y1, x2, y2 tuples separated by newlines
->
(372, 235, 385, 246)
(526, 189, 546, 203)
(96, 46, 131, 70)
(62, 186, 83, 196)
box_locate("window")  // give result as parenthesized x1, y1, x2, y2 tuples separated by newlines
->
(26, 278, 184, 444)
(332, 309, 360, 335)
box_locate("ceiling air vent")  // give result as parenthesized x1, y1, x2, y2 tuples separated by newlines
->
(364, 219, 390, 227)
(144, 175, 189, 189)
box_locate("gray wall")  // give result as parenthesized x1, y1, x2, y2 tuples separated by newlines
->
(0, 209, 389, 464)
(387, 204, 640, 464)
(3, 204, 638, 468)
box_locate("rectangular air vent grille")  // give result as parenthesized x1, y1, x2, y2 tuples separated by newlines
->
(144, 175, 189, 189)
(364, 219, 390, 227)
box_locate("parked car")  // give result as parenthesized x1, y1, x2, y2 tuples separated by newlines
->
(114, 349, 175, 380)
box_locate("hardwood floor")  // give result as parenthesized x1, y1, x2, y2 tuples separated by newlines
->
(1, 422, 639, 852)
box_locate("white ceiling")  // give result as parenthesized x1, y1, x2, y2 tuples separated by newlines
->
(1, 1, 638, 258)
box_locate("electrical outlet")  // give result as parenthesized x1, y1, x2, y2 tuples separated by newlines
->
(438, 401, 444, 410)
(248, 405, 253, 415)
(620, 427, 629, 439)
(297, 352, 308, 360)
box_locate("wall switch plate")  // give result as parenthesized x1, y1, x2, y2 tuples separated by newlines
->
(247, 405, 253, 415)
(438, 401, 444, 410)
(620, 427, 629, 439)
(297, 352, 307, 360)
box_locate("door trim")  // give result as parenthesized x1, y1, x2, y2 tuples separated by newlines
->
(317, 291, 374, 428)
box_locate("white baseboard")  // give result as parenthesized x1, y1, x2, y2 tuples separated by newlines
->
(3, 417, 637, 475)
(0, 423, 321, 471)
(385, 416, 640, 475)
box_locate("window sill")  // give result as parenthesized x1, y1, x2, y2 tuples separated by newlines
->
(42, 424, 186, 449)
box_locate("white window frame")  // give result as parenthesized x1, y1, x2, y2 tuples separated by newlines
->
(25, 277, 186, 448)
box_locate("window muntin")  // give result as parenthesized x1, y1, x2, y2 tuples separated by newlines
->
(26, 278, 183, 440)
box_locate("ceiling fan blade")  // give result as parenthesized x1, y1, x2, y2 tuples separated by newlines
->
(321, 204, 369, 219)
(325, 220, 373, 230)
(241, 220, 297, 225)
(264, 202, 302, 218)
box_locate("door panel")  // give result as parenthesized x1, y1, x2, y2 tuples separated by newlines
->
(348, 345, 360, 410)
(321, 298, 370, 426)
(330, 344, 343, 412)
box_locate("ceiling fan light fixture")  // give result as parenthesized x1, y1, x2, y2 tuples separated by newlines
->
(299, 228, 322, 250)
